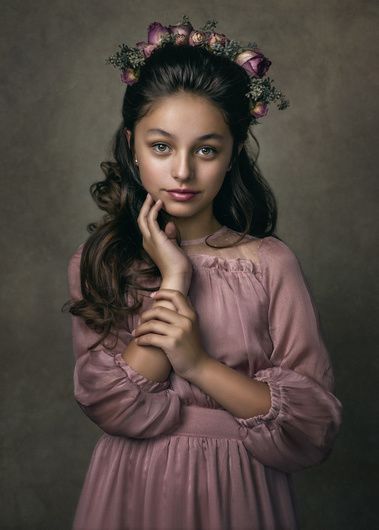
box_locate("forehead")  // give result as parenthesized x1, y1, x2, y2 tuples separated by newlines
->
(136, 93, 231, 140)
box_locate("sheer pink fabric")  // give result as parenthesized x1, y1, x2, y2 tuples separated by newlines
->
(68, 227, 343, 530)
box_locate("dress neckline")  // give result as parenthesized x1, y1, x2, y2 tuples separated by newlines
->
(180, 225, 228, 246)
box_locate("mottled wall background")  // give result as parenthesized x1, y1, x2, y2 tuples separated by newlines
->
(1, 1, 378, 529)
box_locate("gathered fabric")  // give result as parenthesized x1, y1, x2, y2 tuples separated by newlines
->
(68, 227, 343, 530)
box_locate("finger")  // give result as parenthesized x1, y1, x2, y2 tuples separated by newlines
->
(139, 305, 181, 326)
(133, 319, 172, 338)
(151, 289, 195, 319)
(147, 189, 167, 238)
(135, 333, 168, 349)
(137, 192, 154, 239)
(146, 195, 163, 239)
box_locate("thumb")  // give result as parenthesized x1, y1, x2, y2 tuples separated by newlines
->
(164, 221, 178, 241)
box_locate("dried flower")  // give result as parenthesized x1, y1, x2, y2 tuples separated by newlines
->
(234, 49, 272, 78)
(105, 14, 290, 125)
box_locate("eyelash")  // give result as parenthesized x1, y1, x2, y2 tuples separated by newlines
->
(151, 143, 218, 157)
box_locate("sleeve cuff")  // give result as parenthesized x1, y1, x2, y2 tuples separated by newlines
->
(233, 368, 282, 427)
(114, 352, 171, 393)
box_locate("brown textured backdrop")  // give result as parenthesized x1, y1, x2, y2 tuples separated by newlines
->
(1, 1, 378, 529)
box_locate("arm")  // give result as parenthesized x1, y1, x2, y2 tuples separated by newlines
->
(186, 358, 272, 419)
(122, 274, 191, 382)
(189, 238, 343, 473)
(68, 245, 183, 438)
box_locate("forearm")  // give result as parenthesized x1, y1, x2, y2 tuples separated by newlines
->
(122, 274, 191, 383)
(187, 357, 272, 419)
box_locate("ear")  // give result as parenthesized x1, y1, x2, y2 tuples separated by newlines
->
(123, 128, 132, 149)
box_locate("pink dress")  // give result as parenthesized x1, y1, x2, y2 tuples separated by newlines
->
(68, 226, 343, 530)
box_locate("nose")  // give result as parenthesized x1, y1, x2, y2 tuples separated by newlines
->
(171, 151, 195, 181)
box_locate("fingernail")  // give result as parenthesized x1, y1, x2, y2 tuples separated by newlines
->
(131, 328, 135, 335)
(150, 291, 157, 297)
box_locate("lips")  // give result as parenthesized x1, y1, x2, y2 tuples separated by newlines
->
(165, 190, 199, 201)
(167, 190, 199, 194)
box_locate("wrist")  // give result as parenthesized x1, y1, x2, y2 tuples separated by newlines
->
(184, 354, 213, 385)
(161, 273, 192, 295)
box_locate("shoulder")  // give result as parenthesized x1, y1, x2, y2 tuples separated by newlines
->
(67, 242, 85, 300)
(256, 236, 305, 286)
(258, 235, 300, 267)
(67, 242, 85, 277)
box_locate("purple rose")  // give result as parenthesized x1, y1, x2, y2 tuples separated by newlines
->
(121, 68, 139, 86)
(251, 101, 269, 118)
(136, 41, 157, 58)
(208, 32, 229, 47)
(188, 30, 207, 46)
(235, 49, 272, 78)
(147, 21, 171, 45)
(168, 22, 193, 45)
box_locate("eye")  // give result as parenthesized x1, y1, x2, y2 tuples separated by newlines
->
(151, 143, 218, 157)
(152, 143, 169, 153)
(198, 146, 217, 157)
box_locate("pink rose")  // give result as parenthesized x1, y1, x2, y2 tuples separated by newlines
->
(147, 22, 171, 45)
(188, 30, 207, 46)
(121, 68, 139, 86)
(168, 22, 193, 45)
(208, 32, 229, 47)
(251, 101, 269, 118)
(235, 49, 272, 78)
(135, 41, 157, 58)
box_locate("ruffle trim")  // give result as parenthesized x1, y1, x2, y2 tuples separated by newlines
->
(233, 366, 343, 443)
(234, 368, 282, 428)
(114, 352, 171, 393)
(186, 254, 257, 273)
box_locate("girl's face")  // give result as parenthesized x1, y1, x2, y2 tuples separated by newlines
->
(125, 92, 242, 238)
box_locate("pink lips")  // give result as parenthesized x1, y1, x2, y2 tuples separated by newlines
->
(166, 190, 199, 202)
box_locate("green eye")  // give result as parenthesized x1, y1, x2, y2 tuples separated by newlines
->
(151, 143, 217, 156)
(199, 146, 217, 156)
(152, 143, 169, 153)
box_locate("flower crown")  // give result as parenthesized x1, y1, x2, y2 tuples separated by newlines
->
(106, 15, 290, 125)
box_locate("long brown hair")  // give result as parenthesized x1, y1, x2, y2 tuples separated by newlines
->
(61, 42, 280, 350)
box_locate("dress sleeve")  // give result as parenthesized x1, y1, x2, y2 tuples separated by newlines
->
(233, 237, 343, 473)
(67, 244, 182, 439)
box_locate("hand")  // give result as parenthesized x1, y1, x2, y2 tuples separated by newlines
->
(137, 192, 193, 278)
(132, 289, 210, 380)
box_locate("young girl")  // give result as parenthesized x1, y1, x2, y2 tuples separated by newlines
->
(64, 16, 343, 530)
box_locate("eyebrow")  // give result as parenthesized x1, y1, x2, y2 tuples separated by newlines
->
(145, 128, 225, 141)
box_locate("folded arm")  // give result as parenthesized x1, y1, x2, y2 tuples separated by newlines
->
(67, 245, 183, 438)
(187, 238, 343, 473)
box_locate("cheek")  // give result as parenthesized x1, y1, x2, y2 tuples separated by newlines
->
(138, 158, 164, 187)
(201, 163, 228, 185)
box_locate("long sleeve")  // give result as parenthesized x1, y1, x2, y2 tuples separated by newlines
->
(67, 244, 182, 438)
(233, 237, 343, 473)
